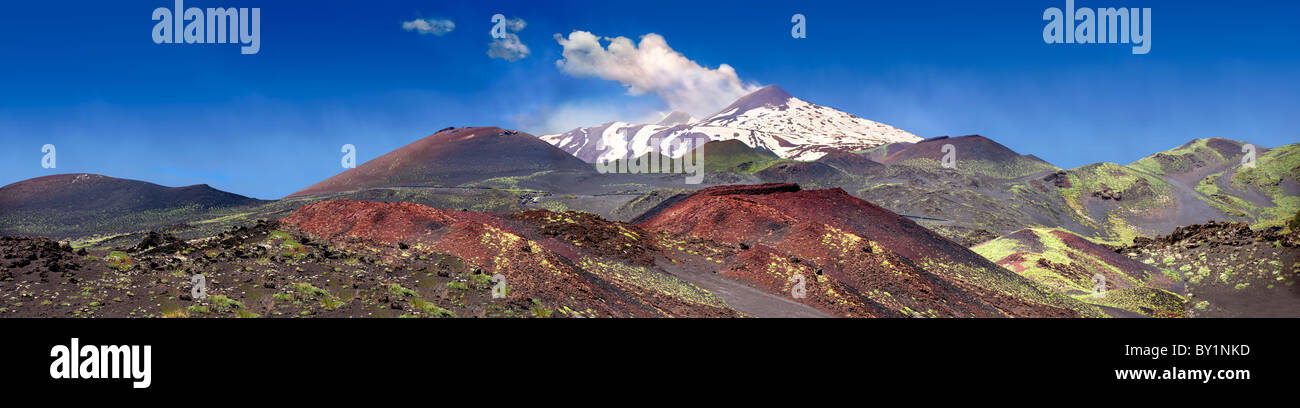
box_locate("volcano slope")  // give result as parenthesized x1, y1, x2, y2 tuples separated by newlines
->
(288, 127, 598, 198)
(850, 135, 1091, 246)
(972, 228, 1186, 317)
(633, 183, 1105, 317)
(879, 135, 1058, 179)
(0, 201, 744, 318)
(1026, 138, 1296, 245)
(1117, 220, 1299, 318)
(279, 200, 742, 317)
(1135, 139, 1300, 231)
(0, 222, 556, 318)
(810, 136, 1299, 247)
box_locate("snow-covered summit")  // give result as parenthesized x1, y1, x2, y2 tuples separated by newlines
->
(539, 86, 920, 162)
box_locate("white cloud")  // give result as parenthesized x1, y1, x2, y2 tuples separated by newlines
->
(553, 31, 759, 118)
(488, 34, 530, 61)
(499, 16, 526, 32)
(488, 17, 530, 62)
(401, 18, 455, 36)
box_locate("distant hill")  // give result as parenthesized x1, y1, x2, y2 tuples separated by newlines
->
(852, 136, 1298, 246)
(691, 140, 782, 173)
(0, 174, 263, 238)
(1051, 139, 1298, 243)
(289, 127, 596, 198)
(814, 150, 884, 175)
(880, 135, 1059, 179)
(755, 161, 849, 188)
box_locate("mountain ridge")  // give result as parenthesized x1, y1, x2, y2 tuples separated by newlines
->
(539, 85, 921, 162)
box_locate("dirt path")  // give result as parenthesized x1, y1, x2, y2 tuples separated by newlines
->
(657, 258, 831, 318)
(1158, 176, 1224, 233)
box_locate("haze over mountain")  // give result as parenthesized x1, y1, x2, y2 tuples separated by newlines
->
(539, 85, 920, 163)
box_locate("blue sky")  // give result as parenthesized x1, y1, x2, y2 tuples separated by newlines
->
(1, 0, 1296, 199)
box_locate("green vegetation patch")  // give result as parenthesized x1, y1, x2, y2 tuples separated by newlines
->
(578, 257, 731, 310)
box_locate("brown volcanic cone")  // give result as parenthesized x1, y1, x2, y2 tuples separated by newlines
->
(287, 127, 596, 198)
(634, 183, 1101, 317)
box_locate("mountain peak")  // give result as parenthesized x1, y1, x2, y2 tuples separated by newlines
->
(287, 126, 594, 198)
(741, 85, 793, 103)
(710, 85, 794, 117)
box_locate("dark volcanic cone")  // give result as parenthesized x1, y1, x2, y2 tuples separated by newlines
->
(0, 173, 260, 212)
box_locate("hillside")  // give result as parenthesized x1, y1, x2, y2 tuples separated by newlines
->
(879, 135, 1059, 179)
(633, 183, 1104, 317)
(1118, 221, 1299, 317)
(0, 174, 264, 238)
(973, 228, 1185, 317)
(289, 127, 597, 198)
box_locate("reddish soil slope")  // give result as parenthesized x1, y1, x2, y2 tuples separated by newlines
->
(288, 127, 596, 198)
(634, 184, 1099, 317)
(280, 200, 740, 317)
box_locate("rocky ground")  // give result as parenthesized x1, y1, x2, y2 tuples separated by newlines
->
(1117, 221, 1300, 317)
(0, 222, 545, 318)
(5, 193, 1294, 319)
